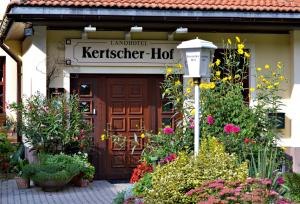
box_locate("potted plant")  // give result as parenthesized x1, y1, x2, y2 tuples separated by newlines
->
(14, 159, 30, 189)
(70, 153, 95, 187)
(22, 153, 83, 191)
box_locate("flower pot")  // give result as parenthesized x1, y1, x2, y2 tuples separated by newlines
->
(35, 180, 69, 192)
(15, 176, 30, 189)
(71, 175, 89, 187)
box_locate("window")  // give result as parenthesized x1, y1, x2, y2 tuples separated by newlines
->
(213, 49, 250, 101)
(0, 57, 5, 113)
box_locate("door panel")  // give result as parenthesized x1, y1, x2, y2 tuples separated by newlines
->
(71, 75, 165, 180)
(106, 78, 147, 179)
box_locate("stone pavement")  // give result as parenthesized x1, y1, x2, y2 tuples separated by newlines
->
(0, 179, 129, 204)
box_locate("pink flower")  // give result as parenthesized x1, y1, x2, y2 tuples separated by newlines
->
(224, 124, 234, 134)
(277, 177, 284, 185)
(163, 127, 174, 134)
(207, 115, 215, 125)
(224, 124, 240, 134)
(232, 126, 240, 133)
(189, 124, 194, 129)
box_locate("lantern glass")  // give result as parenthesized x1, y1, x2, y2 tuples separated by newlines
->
(177, 38, 217, 78)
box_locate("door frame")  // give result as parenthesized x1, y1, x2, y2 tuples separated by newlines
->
(71, 74, 164, 179)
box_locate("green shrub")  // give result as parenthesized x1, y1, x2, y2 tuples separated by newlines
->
(133, 173, 153, 196)
(284, 172, 300, 202)
(112, 191, 126, 204)
(9, 93, 93, 154)
(144, 137, 248, 204)
(22, 153, 84, 183)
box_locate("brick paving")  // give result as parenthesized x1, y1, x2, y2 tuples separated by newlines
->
(0, 179, 129, 204)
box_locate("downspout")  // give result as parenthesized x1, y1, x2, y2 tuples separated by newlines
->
(0, 39, 22, 143)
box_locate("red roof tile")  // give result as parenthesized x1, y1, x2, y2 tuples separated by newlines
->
(11, 0, 300, 12)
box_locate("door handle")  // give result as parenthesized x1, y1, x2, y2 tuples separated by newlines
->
(92, 108, 97, 115)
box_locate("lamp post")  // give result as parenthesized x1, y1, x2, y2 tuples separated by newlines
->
(177, 38, 217, 156)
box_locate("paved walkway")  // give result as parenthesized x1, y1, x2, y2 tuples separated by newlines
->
(0, 179, 129, 204)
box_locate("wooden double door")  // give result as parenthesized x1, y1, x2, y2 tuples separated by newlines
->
(71, 75, 173, 179)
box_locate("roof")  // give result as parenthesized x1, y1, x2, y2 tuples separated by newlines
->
(10, 0, 300, 12)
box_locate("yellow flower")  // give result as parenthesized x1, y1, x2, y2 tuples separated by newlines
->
(244, 52, 250, 58)
(235, 36, 241, 43)
(256, 67, 262, 71)
(188, 79, 193, 85)
(237, 49, 244, 55)
(274, 82, 280, 86)
(256, 84, 262, 89)
(272, 72, 276, 76)
(191, 109, 195, 115)
(267, 85, 274, 89)
(200, 83, 206, 89)
(175, 80, 181, 86)
(263, 79, 270, 84)
(227, 38, 232, 45)
(281, 146, 287, 151)
(222, 77, 228, 82)
(209, 63, 214, 67)
(209, 82, 216, 89)
(140, 133, 145, 139)
(265, 64, 270, 69)
(228, 76, 232, 80)
(234, 74, 240, 79)
(237, 43, 245, 50)
(176, 98, 180, 102)
(175, 63, 183, 69)
(277, 62, 282, 69)
(250, 87, 255, 92)
(186, 88, 191, 93)
(215, 59, 221, 66)
(101, 134, 106, 141)
(279, 76, 285, 81)
(216, 71, 221, 77)
(259, 75, 264, 80)
(166, 67, 173, 74)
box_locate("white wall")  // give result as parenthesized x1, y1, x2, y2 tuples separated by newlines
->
(22, 26, 47, 96)
(0, 0, 9, 20)
(0, 48, 17, 115)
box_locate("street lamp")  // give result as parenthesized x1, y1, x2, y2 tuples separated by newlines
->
(177, 37, 217, 156)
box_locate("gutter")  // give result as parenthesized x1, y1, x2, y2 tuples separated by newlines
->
(0, 40, 22, 143)
(2, 6, 300, 38)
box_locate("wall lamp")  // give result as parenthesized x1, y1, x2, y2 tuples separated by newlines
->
(168, 27, 188, 40)
(125, 25, 143, 40)
(24, 23, 34, 37)
(81, 25, 96, 39)
(84, 25, 96, 32)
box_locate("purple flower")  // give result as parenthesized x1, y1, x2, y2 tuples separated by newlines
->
(163, 127, 174, 134)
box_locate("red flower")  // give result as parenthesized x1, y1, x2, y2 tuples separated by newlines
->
(130, 161, 153, 183)
(244, 138, 250, 143)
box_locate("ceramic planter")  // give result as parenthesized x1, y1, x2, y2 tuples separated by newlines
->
(15, 176, 30, 189)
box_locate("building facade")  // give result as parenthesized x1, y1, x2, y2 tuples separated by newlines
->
(1, 0, 300, 178)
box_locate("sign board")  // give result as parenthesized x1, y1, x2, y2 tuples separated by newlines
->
(65, 39, 181, 67)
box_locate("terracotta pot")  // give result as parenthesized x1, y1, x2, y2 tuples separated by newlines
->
(15, 176, 30, 189)
(71, 175, 89, 187)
